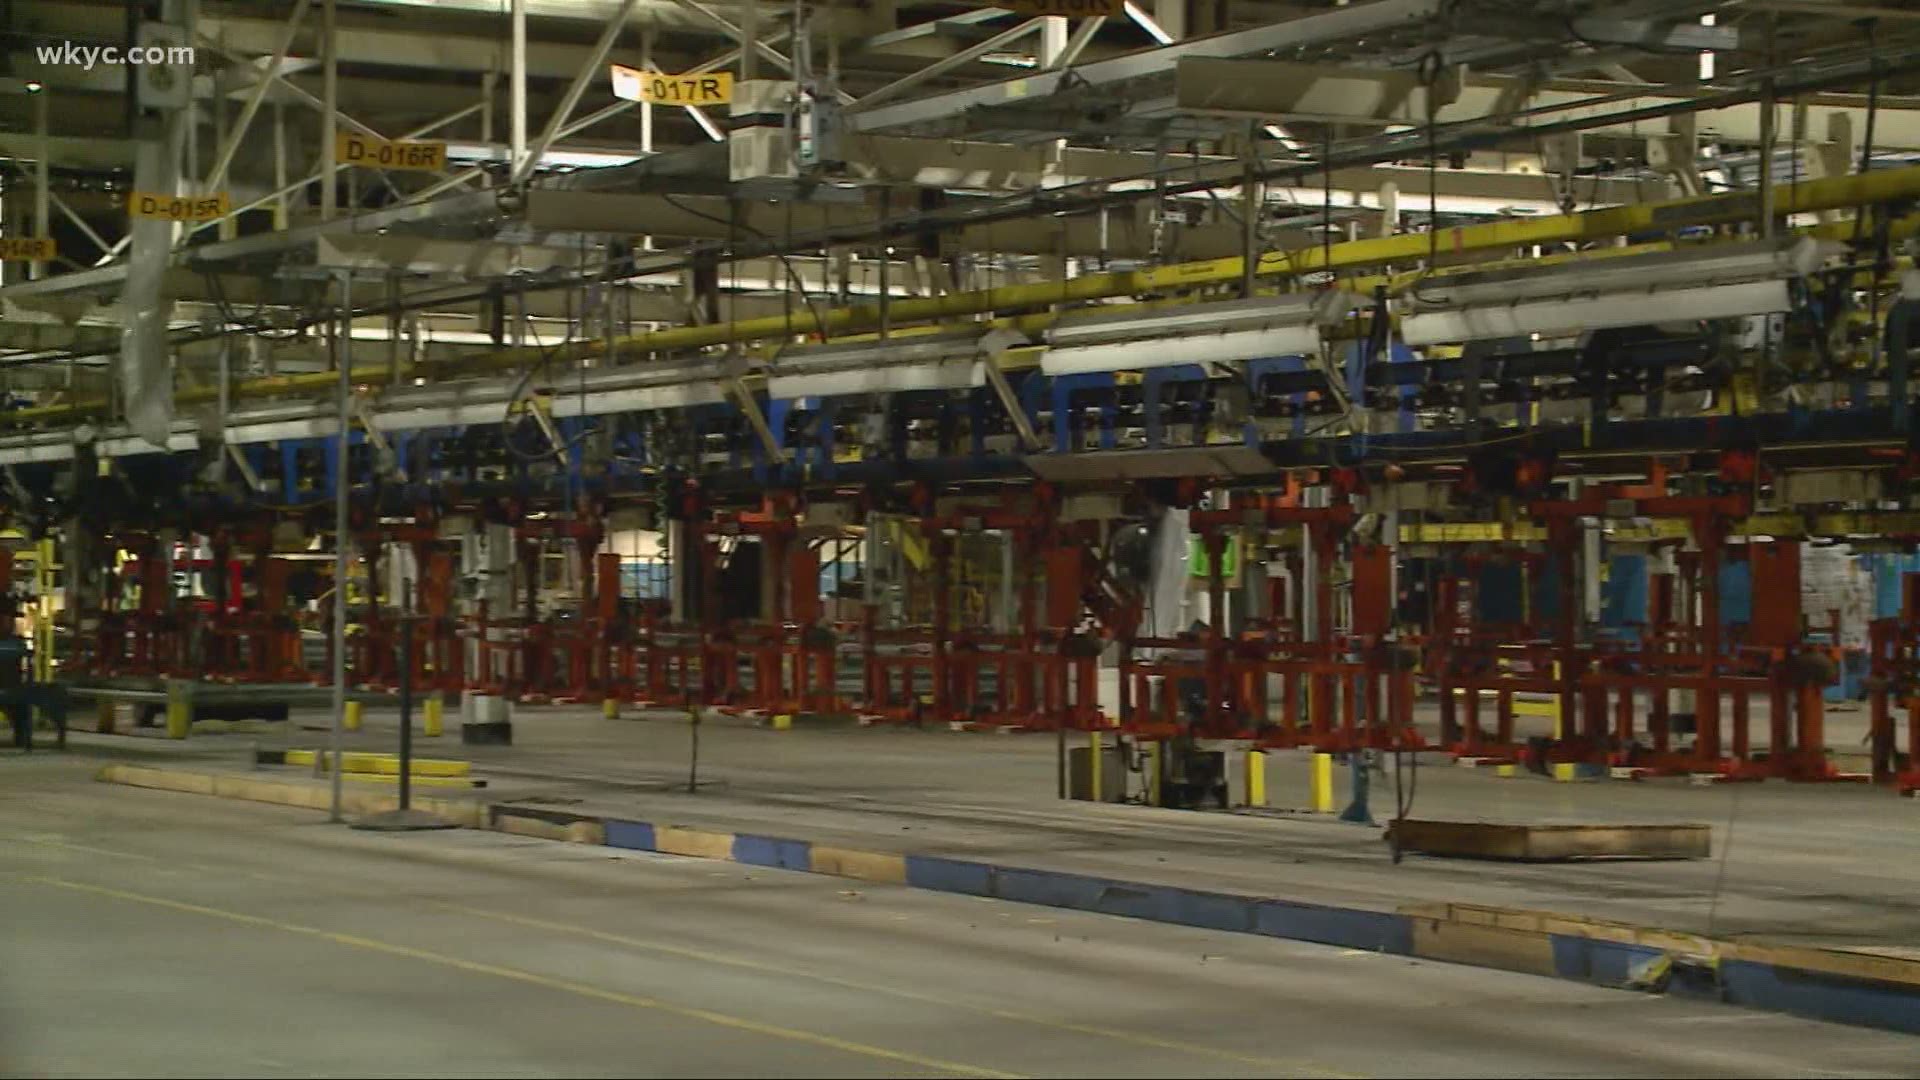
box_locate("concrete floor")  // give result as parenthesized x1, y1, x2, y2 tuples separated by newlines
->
(3, 754, 1918, 1079)
(67, 703, 1920, 951)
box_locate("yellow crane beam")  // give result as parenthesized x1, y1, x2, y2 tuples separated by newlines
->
(10, 163, 1920, 431)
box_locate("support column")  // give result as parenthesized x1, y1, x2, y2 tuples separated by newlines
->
(271, 103, 289, 230)
(321, 0, 337, 220)
(31, 87, 49, 280)
(461, 522, 515, 744)
(509, 0, 527, 178)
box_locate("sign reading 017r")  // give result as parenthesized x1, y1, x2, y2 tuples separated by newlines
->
(610, 64, 733, 106)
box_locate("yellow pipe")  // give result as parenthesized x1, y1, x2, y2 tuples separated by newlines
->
(14, 164, 1920, 431)
(404, 162, 1920, 381)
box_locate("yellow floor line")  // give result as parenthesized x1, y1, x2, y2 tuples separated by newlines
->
(23, 874, 1019, 1080)
(439, 901, 1364, 1079)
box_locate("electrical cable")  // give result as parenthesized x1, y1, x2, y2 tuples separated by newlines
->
(1405, 46, 1448, 305)
(14, 38, 1914, 376)
(659, 192, 835, 341)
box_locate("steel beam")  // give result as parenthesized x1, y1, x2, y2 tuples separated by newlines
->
(861, 8, 1010, 52)
(847, 0, 1444, 133)
(519, 188, 1247, 258)
(204, 0, 311, 191)
(1177, 60, 1920, 151)
(396, 160, 1920, 383)
(512, 0, 640, 185)
(849, 18, 1045, 113)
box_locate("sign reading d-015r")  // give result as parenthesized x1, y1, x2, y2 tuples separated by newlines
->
(610, 63, 733, 106)
(336, 132, 448, 172)
(129, 192, 231, 222)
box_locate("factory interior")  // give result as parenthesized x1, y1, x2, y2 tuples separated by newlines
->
(10, 0, 1920, 1076)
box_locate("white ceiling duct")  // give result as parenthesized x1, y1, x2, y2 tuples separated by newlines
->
(220, 363, 735, 445)
(767, 330, 1019, 399)
(0, 428, 200, 465)
(1039, 292, 1364, 376)
(1397, 238, 1833, 346)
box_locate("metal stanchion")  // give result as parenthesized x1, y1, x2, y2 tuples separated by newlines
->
(355, 578, 452, 831)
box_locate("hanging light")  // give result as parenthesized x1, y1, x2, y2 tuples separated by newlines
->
(1039, 291, 1365, 376)
(766, 329, 1023, 398)
(1396, 238, 1834, 347)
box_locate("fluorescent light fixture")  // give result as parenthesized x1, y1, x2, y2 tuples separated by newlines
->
(771, 362, 983, 398)
(222, 364, 735, 445)
(1699, 14, 1716, 82)
(444, 141, 642, 169)
(225, 415, 340, 444)
(1397, 239, 1832, 347)
(1040, 292, 1363, 376)
(549, 382, 725, 416)
(768, 331, 1015, 398)
(0, 428, 199, 465)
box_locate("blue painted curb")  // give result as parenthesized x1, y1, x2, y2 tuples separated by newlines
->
(570, 809, 1920, 1038)
(98, 765, 1920, 1039)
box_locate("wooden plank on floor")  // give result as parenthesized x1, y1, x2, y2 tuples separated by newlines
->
(1387, 819, 1711, 861)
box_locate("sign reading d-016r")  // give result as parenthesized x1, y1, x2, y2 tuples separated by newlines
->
(610, 63, 733, 106)
(1000, 0, 1121, 16)
(0, 237, 55, 261)
(336, 132, 448, 172)
(129, 192, 231, 222)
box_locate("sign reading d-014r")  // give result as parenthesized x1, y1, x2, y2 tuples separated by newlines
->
(129, 192, 231, 222)
(610, 63, 733, 106)
(0, 237, 55, 261)
(336, 131, 448, 172)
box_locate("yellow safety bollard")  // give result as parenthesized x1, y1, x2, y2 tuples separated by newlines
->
(1245, 749, 1268, 808)
(95, 699, 117, 735)
(1309, 752, 1335, 812)
(602, 697, 619, 720)
(1088, 730, 1102, 802)
(770, 713, 792, 731)
(423, 696, 443, 737)
(164, 688, 191, 741)
(344, 699, 363, 732)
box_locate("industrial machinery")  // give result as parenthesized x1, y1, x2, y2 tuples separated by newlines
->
(4, 0, 1920, 801)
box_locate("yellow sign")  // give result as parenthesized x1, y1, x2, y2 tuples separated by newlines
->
(1002, 0, 1121, 15)
(129, 192, 230, 222)
(0, 237, 54, 261)
(610, 64, 733, 106)
(335, 132, 448, 172)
